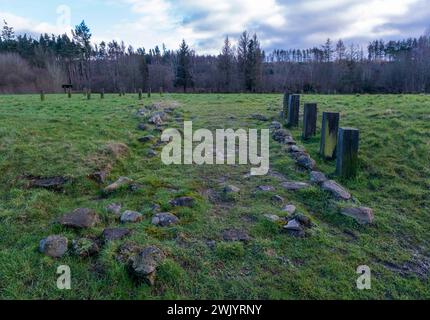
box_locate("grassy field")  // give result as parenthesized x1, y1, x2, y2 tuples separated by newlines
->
(0, 93, 429, 300)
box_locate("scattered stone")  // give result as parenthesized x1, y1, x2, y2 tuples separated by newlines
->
(128, 246, 165, 285)
(272, 129, 291, 143)
(284, 136, 296, 145)
(136, 108, 147, 117)
(287, 145, 304, 153)
(88, 165, 112, 184)
(170, 197, 195, 207)
(129, 183, 143, 192)
(102, 228, 131, 242)
(256, 185, 275, 192)
(39, 235, 68, 258)
(321, 180, 352, 200)
(152, 212, 179, 227)
(290, 151, 309, 161)
(251, 114, 269, 121)
(27, 175, 69, 191)
(72, 237, 100, 257)
(264, 214, 281, 222)
(116, 242, 142, 263)
(295, 214, 312, 228)
(310, 171, 328, 184)
(58, 208, 100, 229)
(296, 155, 316, 170)
(283, 219, 305, 237)
(270, 121, 282, 130)
(138, 135, 155, 143)
(271, 195, 285, 204)
(120, 210, 143, 224)
(106, 203, 122, 216)
(206, 240, 217, 250)
(283, 204, 297, 215)
(104, 177, 133, 193)
(222, 229, 251, 242)
(341, 207, 374, 224)
(282, 181, 310, 191)
(147, 149, 157, 157)
(224, 185, 240, 193)
(151, 204, 161, 212)
(149, 113, 164, 126)
(137, 123, 147, 131)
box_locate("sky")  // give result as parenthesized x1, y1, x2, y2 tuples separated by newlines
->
(1, 0, 429, 54)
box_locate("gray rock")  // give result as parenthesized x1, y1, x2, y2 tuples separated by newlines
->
(283, 219, 305, 237)
(296, 155, 316, 170)
(284, 136, 296, 145)
(138, 135, 155, 143)
(152, 212, 179, 227)
(282, 181, 311, 191)
(264, 214, 281, 222)
(151, 204, 161, 212)
(72, 238, 100, 257)
(341, 207, 374, 224)
(121, 210, 143, 223)
(295, 214, 312, 228)
(128, 246, 166, 285)
(322, 180, 352, 201)
(222, 229, 251, 242)
(27, 175, 69, 191)
(272, 129, 291, 143)
(251, 114, 269, 121)
(224, 185, 240, 193)
(149, 114, 163, 126)
(310, 171, 328, 184)
(136, 108, 147, 117)
(106, 203, 122, 216)
(39, 235, 68, 258)
(58, 208, 100, 229)
(147, 149, 157, 157)
(170, 197, 195, 207)
(104, 177, 133, 193)
(283, 204, 297, 215)
(270, 121, 282, 130)
(256, 185, 275, 192)
(137, 123, 147, 131)
(102, 228, 131, 242)
(287, 145, 305, 153)
(271, 195, 285, 204)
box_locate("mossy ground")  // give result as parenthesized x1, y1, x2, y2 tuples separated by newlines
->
(0, 93, 429, 299)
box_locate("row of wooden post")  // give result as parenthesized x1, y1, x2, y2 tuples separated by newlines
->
(41, 88, 160, 101)
(283, 93, 359, 178)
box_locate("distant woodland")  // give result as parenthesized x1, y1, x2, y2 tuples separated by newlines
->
(1, 20, 430, 94)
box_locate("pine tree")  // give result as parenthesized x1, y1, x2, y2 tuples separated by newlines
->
(175, 39, 193, 92)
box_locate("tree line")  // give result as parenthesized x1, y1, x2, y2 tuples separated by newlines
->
(1, 20, 430, 94)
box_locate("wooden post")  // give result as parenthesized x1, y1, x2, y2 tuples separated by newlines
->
(336, 127, 359, 178)
(83, 88, 87, 97)
(320, 112, 340, 160)
(160, 87, 163, 96)
(87, 89, 91, 100)
(283, 92, 290, 120)
(148, 88, 151, 98)
(287, 94, 300, 127)
(40, 91, 45, 101)
(101, 89, 104, 99)
(139, 89, 143, 100)
(67, 88, 72, 98)
(303, 103, 317, 140)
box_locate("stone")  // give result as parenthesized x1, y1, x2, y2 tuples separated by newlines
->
(296, 155, 316, 170)
(88, 166, 111, 184)
(129, 183, 143, 192)
(149, 114, 163, 126)
(106, 203, 122, 216)
(224, 185, 240, 193)
(295, 214, 312, 228)
(251, 114, 269, 121)
(136, 108, 147, 117)
(271, 195, 285, 204)
(264, 214, 281, 222)
(39, 235, 68, 258)
(256, 185, 275, 192)
(72, 238, 100, 257)
(272, 129, 291, 143)
(282, 181, 310, 191)
(284, 136, 296, 145)
(147, 149, 157, 157)
(321, 180, 351, 201)
(284, 219, 302, 231)
(341, 207, 374, 224)
(151, 204, 161, 212)
(222, 229, 251, 242)
(27, 176, 69, 191)
(120, 210, 143, 223)
(152, 212, 179, 227)
(104, 176, 133, 193)
(116, 242, 142, 263)
(320, 112, 340, 160)
(138, 135, 155, 143)
(102, 228, 131, 242)
(137, 123, 147, 131)
(58, 208, 100, 229)
(310, 171, 328, 184)
(170, 197, 195, 207)
(270, 121, 282, 130)
(128, 246, 166, 285)
(283, 204, 297, 215)
(287, 145, 304, 153)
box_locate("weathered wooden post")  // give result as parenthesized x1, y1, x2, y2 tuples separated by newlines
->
(139, 89, 143, 100)
(303, 103, 317, 140)
(160, 87, 163, 96)
(336, 127, 359, 178)
(40, 90, 45, 101)
(83, 88, 87, 97)
(287, 94, 300, 127)
(101, 88, 104, 99)
(148, 88, 151, 98)
(87, 89, 91, 100)
(320, 112, 340, 160)
(283, 92, 290, 120)
(67, 88, 72, 98)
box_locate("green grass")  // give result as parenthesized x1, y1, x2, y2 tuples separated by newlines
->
(0, 93, 429, 300)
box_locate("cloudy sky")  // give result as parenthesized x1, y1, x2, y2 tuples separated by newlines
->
(1, 0, 429, 54)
